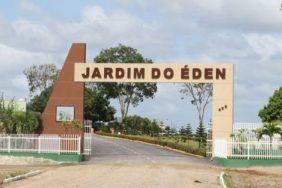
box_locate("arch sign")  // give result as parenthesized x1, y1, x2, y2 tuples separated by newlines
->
(75, 63, 234, 156)
(42, 43, 233, 157)
(74, 63, 229, 83)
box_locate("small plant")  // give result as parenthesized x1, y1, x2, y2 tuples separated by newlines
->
(61, 119, 83, 133)
(73, 119, 83, 131)
(230, 129, 248, 142)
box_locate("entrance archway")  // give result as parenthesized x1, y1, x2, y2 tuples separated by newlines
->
(42, 43, 234, 157)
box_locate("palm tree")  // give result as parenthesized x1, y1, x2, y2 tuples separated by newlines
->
(231, 129, 248, 142)
(255, 123, 282, 150)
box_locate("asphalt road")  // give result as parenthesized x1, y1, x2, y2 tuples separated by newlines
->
(89, 134, 214, 165)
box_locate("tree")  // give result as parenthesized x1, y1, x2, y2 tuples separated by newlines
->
(150, 120, 163, 136)
(28, 86, 53, 113)
(13, 111, 41, 134)
(255, 123, 282, 149)
(27, 84, 116, 123)
(256, 123, 282, 142)
(170, 127, 177, 135)
(179, 125, 192, 143)
(180, 83, 212, 127)
(0, 94, 41, 134)
(84, 86, 115, 123)
(102, 115, 163, 136)
(185, 124, 193, 138)
(23, 64, 59, 96)
(164, 125, 171, 135)
(0, 94, 16, 133)
(230, 129, 248, 142)
(258, 87, 282, 123)
(179, 125, 192, 136)
(196, 123, 206, 147)
(179, 126, 186, 135)
(94, 44, 157, 130)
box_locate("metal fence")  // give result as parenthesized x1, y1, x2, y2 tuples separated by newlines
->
(233, 122, 263, 131)
(214, 139, 282, 159)
(232, 122, 281, 142)
(83, 120, 94, 155)
(208, 123, 282, 158)
(0, 134, 81, 155)
(206, 127, 212, 157)
(83, 133, 94, 155)
(229, 141, 282, 159)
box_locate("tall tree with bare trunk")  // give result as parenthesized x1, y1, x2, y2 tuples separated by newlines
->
(180, 83, 212, 129)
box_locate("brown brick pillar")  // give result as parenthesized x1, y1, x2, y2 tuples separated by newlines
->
(42, 43, 86, 135)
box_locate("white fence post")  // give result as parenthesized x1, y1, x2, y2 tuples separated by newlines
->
(90, 135, 93, 155)
(78, 137, 81, 155)
(58, 137, 61, 155)
(247, 141, 250, 160)
(214, 139, 228, 158)
(0, 134, 82, 155)
(38, 136, 41, 154)
(8, 136, 11, 153)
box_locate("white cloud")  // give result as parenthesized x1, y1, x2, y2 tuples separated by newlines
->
(244, 34, 282, 60)
(20, 0, 42, 14)
(0, 43, 57, 99)
(11, 75, 28, 91)
(120, 0, 282, 33)
(45, 5, 173, 59)
(0, 1, 281, 125)
(0, 43, 54, 73)
(82, 6, 108, 24)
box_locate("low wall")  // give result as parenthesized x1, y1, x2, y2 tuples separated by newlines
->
(0, 152, 81, 162)
(214, 157, 282, 168)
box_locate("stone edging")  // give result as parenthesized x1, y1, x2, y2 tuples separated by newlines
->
(220, 172, 227, 188)
(3, 170, 41, 184)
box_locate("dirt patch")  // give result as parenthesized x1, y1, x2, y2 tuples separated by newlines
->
(5, 163, 222, 188)
(0, 163, 66, 186)
(225, 167, 282, 188)
(0, 166, 41, 186)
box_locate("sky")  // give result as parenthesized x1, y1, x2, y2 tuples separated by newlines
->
(0, 0, 281, 131)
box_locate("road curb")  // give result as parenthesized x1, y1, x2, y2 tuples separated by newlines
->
(96, 134, 205, 159)
(3, 170, 41, 183)
(220, 172, 227, 188)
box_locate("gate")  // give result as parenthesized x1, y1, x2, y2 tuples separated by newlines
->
(83, 120, 94, 155)
(206, 121, 212, 157)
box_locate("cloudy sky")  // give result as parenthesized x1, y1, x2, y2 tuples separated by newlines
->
(0, 0, 281, 131)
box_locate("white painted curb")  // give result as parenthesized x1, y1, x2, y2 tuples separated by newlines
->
(3, 170, 41, 183)
(220, 172, 227, 188)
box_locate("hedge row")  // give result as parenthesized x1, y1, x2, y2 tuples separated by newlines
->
(96, 132, 206, 156)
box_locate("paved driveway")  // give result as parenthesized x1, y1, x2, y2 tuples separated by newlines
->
(6, 135, 222, 188)
(89, 135, 214, 165)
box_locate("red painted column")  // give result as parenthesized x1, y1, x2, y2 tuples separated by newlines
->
(42, 43, 86, 135)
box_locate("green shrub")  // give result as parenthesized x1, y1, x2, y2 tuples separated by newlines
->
(0, 96, 41, 134)
(12, 111, 41, 134)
